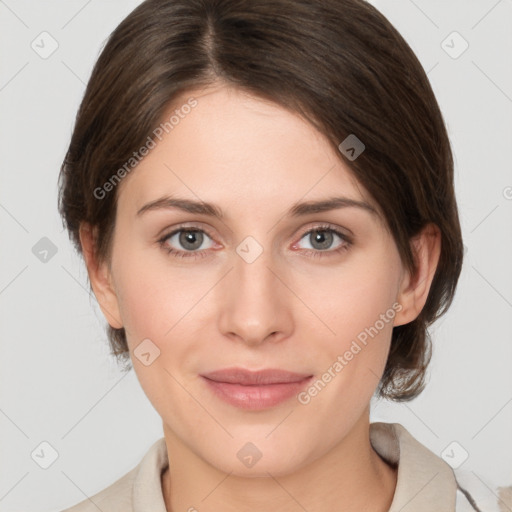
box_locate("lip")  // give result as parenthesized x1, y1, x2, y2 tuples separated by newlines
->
(201, 367, 314, 410)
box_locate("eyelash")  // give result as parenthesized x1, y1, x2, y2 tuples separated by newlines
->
(157, 223, 353, 260)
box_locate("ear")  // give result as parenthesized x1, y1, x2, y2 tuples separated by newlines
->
(394, 223, 441, 327)
(79, 223, 123, 329)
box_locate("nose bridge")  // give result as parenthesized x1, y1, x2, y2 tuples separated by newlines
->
(218, 235, 292, 344)
(236, 238, 276, 296)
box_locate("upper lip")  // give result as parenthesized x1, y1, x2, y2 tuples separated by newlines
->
(201, 367, 313, 385)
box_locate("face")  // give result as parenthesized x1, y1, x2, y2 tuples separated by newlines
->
(95, 84, 414, 477)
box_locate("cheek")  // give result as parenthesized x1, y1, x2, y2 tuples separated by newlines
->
(297, 275, 399, 412)
(301, 250, 400, 342)
(296, 248, 401, 397)
(113, 252, 211, 350)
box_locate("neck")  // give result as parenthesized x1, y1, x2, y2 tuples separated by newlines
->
(161, 410, 397, 512)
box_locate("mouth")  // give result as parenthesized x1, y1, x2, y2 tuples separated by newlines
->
(200, 367, 314, 410)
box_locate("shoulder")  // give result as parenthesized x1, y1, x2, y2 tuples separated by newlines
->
(370, 422, 510, 512)
(57, 466, 137, 512)
(56, 437, 168, 512)
(454, 468, 512, 512)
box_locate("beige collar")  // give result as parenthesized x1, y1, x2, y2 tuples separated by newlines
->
(370, 422, 457, 511)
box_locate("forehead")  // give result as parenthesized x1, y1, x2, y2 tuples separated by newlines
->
(116, 85, 380, 220)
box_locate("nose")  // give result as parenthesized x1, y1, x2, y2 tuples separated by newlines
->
(217, 243, 294, 347)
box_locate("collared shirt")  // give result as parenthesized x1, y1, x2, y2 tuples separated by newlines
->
(59, 422, 496, 512)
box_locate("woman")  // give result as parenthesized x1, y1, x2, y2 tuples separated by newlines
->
(56, 0, 499, 510)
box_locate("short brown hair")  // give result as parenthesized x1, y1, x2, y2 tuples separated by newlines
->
(58, 0, 464, 401)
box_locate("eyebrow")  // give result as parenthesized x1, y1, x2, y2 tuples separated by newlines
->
(136, 195, 378, 219)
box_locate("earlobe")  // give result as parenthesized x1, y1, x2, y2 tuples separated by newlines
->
(79, 223, 124, 329)
(394, 223, 441, 327)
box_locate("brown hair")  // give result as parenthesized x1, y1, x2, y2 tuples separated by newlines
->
(58, 0, 464, 401)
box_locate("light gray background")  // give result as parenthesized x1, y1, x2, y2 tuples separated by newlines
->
(0, 1, 511, 511)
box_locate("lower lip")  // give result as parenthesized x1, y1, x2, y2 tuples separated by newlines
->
(201, 376, 313, 410)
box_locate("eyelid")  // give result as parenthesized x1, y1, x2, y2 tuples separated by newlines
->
(157, 222, 217, 241)
(296, 222, 352, 239)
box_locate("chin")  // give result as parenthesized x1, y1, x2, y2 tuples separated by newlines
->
(204, 439, 315, 479)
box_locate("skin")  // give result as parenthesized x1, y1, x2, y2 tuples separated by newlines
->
(80, 83, 441, 512)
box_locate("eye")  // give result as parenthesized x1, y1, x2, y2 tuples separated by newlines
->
(158, 226, 216, 259)
(293, 224, 352, 258)
(157, 223, 352, 260)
